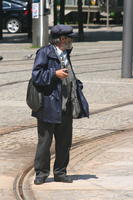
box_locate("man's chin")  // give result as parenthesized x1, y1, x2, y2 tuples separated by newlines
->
(63, 43, 73, 50)
(65, 45, 73, 50)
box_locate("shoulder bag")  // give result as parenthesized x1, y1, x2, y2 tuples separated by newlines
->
(26, 78, 42, 112)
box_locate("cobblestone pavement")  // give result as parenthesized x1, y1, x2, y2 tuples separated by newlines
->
(0, 128, 37, 200)
(1, 27, 133, 199)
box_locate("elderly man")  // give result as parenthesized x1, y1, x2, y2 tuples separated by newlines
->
(32, 24, 89, 185)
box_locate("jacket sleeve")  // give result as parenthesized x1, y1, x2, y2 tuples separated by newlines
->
(32, 48, 56, 87)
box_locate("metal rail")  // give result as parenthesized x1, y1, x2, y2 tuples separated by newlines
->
(1, 99, 133, 137)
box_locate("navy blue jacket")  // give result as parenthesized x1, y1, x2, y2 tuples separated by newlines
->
(32, 44, 89, 123)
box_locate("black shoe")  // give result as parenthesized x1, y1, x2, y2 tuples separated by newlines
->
(34, 177, 47, 185)
(54, 175, 73, 183)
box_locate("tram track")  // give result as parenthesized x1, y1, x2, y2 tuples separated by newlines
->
(13, 165, 34, 200)
(0, 64, 123, 88)
(0, 123, 36, 136)
(0, 99, 133, 137)
(0, 48, 121, 64)
(0, 64, 121, 88)
(12, 127, 133, 200)
(0, 80, 29, 88)
(0, 69, 31, 75)
(0, 66, 120, 77)
(0, 49, 121, 85)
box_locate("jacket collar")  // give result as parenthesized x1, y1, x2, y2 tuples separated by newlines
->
(47, 44, 71, 59)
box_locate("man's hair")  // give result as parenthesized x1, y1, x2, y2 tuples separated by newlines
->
(49, 35, 68, 45)
(49, 35, 61, 45)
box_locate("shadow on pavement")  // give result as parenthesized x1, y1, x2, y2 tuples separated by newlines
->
(75, 31, 122, 42)
(82, 31, 122, 42)
(45, 174, 98, 183)
(0, 31, 31, 44)
(71, 174, 98, 180)
(73, 25, 123, 42)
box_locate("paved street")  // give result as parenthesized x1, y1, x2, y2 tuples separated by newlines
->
(0, 26, 133, 199)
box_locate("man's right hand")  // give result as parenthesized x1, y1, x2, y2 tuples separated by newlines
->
(55, 69, 68, 79)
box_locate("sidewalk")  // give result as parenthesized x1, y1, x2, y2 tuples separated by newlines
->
(1, 26, 133, 200)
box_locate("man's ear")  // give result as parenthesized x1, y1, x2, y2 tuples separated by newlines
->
(60, 36, 66, 42)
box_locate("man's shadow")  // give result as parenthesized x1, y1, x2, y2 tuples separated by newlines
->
(71, 174, 98, 181)
(46, 174, 98, 183)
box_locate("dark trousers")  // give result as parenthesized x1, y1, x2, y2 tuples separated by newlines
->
(34, 105, 72, 178)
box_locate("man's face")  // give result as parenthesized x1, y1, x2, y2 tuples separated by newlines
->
(60, 36, 73, 50)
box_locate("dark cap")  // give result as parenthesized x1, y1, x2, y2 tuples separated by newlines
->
(51, 24, 76, 38)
